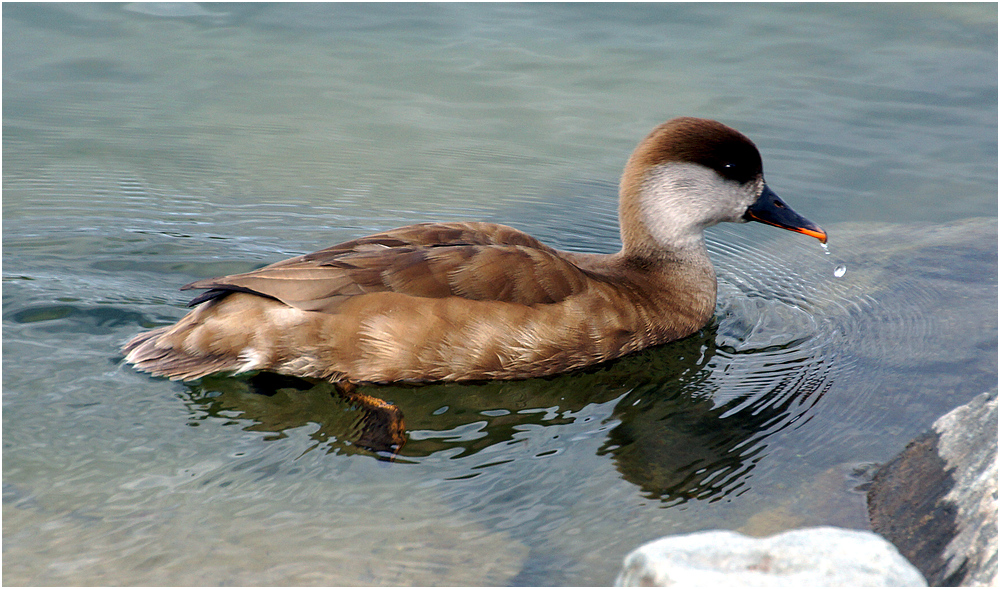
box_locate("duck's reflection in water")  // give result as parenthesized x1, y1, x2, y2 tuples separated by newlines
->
(181, 324, 831, 504)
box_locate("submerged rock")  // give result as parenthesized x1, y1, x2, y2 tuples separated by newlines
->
(867, 390, 998, 587)
(616, 527, 926, 586)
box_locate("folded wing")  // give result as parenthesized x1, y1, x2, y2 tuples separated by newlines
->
(182, 222, 595, 312)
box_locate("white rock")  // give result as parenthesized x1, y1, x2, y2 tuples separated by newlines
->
(616, 527, 926, 587)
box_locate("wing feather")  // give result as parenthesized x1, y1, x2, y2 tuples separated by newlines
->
(182, 222, 593, 312)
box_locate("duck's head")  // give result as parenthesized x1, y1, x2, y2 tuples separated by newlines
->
(619, 117, 826, 260)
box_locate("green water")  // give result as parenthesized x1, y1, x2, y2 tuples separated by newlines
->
(4, 4, 996, 585)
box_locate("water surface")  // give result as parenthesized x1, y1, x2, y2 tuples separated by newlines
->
(4, 4, 997, 585)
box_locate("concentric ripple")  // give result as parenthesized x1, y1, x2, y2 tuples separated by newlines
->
(704, 222, 963, 442)
(707, 228, 851, 422)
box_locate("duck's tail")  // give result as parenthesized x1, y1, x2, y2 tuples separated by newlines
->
(123, 308, 408, 461)
(121, 323, 245, 382)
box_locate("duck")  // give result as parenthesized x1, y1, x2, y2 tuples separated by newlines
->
(123, 117, 826, 389)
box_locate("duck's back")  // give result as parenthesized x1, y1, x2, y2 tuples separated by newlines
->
(122, 221, 716, 384)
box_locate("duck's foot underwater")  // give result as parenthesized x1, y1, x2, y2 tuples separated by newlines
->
(335, 381, 406, 461)
(244, 372, 406, 461)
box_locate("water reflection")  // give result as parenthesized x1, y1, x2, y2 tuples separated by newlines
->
(181, 317, 833, 504)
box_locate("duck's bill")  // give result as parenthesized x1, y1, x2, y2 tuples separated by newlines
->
(744, 185, 827, 244)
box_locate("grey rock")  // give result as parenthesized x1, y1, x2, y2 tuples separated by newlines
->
(868, 390, 998, 587)
(616, 527, 926, 586)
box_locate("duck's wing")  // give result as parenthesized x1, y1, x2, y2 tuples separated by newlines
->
(182, 222, 594, 313)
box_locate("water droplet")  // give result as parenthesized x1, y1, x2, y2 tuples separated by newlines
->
(821, 243, 829, 255)
(834, 265, 847, 278)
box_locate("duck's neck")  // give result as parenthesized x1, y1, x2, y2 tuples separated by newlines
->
(617, 183, 715, 270)
(564, 238, 717, 317)
(603, 178, 719, 330)
(561, 244, 717, 346)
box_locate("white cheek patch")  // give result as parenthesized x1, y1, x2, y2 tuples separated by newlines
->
(639, 162, 758, 249)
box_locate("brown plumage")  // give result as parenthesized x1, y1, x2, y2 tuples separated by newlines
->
(123, 117, 826, 387)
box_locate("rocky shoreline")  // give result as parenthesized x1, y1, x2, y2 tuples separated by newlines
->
(617, 391, 997, 586)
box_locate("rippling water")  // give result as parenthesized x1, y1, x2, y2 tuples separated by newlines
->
(4, 4, 996, 585)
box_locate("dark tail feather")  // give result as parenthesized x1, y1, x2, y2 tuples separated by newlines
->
(122, 327, 241, 381)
